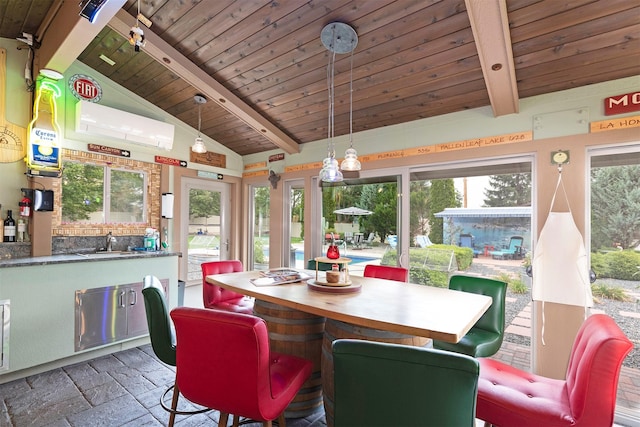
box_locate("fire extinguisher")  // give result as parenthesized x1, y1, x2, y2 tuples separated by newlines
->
(19, 195, 32, 217)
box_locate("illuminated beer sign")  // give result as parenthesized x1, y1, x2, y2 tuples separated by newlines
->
(69, 74, 102, 102)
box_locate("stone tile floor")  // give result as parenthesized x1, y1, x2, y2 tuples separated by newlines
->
(0, 343, 328, 427)
(1, 257, 637, 426)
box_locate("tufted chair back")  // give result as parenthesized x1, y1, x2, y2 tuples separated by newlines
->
(363, 264, 409, 282)
(170, 307, 312, 426)
(201, 260, 253, 314)
(476, 314, 633, 427)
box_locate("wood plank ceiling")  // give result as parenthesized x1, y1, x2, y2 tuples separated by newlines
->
(1, 0, 639, 156)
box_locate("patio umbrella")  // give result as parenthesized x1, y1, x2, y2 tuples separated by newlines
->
(333, 206, 373, 216)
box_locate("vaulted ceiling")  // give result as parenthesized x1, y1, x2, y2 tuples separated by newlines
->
(1, 0, 639, 156)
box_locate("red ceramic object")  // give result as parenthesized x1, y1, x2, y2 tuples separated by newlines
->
(327, 244, 340, 259)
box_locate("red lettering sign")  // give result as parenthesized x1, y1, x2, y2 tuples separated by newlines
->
(155, 155, 187, 167)
(69, 74, 102, 102)
(604, 92, 640, 116)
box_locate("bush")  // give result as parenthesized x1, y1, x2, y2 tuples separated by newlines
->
(591, 284, 633, 302)
(409, 267, 449, 288)
(254, 239, 265, 264)
(591, 250, 640, 280)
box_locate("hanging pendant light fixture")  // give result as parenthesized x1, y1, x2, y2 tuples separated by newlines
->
(191, 95, 207, 154)
(319, 22, 359, 182)
(340, 48, 361, 171)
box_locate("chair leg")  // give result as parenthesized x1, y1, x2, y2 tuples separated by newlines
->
(168, 380, 180, 427)
(219, 412, 230, 426)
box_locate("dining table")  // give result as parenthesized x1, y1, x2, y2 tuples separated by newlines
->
(205, 269, 492, 423)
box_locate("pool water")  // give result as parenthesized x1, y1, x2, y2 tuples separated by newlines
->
(265, 249, 378, 265)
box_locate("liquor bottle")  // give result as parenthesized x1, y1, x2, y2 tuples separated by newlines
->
(4, 210, 16, 242)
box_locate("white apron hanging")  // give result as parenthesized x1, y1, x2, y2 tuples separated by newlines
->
(532, 172, 593, 308)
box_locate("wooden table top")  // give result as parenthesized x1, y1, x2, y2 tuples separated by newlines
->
(206, 271, 492, 343)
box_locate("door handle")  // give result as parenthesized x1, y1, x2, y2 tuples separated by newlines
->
(119, 290, 126, 308)
(225, 239, 229, 250)
(129, 289, 137, 306)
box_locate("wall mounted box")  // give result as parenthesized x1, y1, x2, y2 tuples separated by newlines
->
(75, 100, 175, 150)
(33, 190, 54, 211)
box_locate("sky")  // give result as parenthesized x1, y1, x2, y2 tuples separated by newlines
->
(454, 176, 489, 208)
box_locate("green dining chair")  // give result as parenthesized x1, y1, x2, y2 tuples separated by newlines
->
(433, 274, 507, 357)
(306, 259, 334, 271)
(142, 276, 209, 426)
(332, 339, 479, 426)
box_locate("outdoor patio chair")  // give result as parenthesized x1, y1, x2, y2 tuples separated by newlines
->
(363, 232, 375, 248)
(459, 233, 481, 258)
(416, 234, 433, 248)
(352, 232, 364, 249)
(344, 231, 354, 245)
(489, 236, 524, 260)
(387, 235, 397, 249)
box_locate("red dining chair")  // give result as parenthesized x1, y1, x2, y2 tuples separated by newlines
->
(201, 260, 253, 313)
(363, 264, 409, 282)
(170, 307, 313, 427)
(476, 314, 632, 427)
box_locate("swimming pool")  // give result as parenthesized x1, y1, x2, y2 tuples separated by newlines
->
(265, 249, 378, 265)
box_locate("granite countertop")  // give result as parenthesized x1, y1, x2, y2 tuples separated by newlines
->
(0, 251, 181, 268)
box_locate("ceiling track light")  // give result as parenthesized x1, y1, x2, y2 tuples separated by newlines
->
(319, 22, 359, 183)
(191, 94, 207, 153)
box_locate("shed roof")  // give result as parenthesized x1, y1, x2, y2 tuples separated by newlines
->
(434, 207, 531, 218)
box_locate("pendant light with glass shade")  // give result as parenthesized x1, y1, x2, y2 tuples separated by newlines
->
(319, 22, 359, 183)
(191, 95, 207, 154)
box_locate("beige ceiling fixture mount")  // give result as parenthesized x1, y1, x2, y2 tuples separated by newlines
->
(191, 95, 207, 154)
(319, 22, 359, 183)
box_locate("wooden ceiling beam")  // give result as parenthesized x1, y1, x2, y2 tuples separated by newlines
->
(108, 9, 300, 154)
(36, 0, 126, 75)
(465, 0, 519, 116)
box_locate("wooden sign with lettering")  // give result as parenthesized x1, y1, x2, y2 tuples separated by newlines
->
(604, 92, 640, 116)
(88, 143, 130, 157)
(244, 161, 267, 170)
(0, 48, 27, 163)
(243, 169, 269, 178)
(283, 131, 532, 174)
(190, 151, 226, 168)
(155, 155, 187, 167)
(590, 115, 640, 133)
(269, 153, 285, 162)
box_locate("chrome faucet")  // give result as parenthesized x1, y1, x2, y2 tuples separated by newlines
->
(106, 231, 117, 252)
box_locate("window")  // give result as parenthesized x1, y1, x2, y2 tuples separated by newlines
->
(53, 148, 161, 237)
(250, 185, 270, 270)
(61, 162, 146, 224)
(588, 144, 640, 422)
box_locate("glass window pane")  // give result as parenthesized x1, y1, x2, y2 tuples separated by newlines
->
(322, 180, 398, 276)
(589, 147, 640, 418)
(251, 186, 270, 270)
(61, 162, 104, 224)
(290, 186, 304, 268)
(109, 169, 145, 223)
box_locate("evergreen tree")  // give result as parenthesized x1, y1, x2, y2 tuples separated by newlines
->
(591, 165, 640, 250)
(410, 181, 430, 241)
(483, 173, 531, 207)
(364, 183, 397, 242)
(428, 179, 460, 244)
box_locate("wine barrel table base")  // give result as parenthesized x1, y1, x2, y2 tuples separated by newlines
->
(321, 318, 432, 426)
(253, 300, 326, 418)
